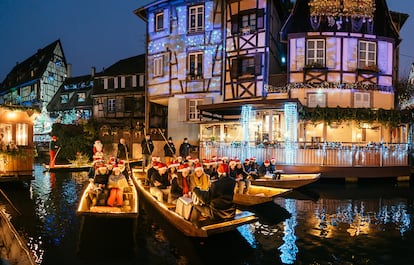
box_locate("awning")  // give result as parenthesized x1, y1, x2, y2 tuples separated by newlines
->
(198, 98, 301, 120)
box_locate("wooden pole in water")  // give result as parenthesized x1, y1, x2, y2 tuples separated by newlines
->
(0, 188, 21, 215)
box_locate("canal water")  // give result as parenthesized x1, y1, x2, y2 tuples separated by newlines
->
(0, 163, 413, 265)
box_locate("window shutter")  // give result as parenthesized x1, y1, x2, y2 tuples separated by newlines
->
(255, 53, 262, 76)
(257, 9, 264, 29)
(231, 15, 239, 35)
(230, 58, 238, 79)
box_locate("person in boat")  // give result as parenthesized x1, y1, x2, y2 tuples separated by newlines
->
(258, 159, 274, 177)
(91, 163, 110, 206)
(231, 160, 250, 194)
(141, 134, 154, 171)
(170, 162, 191, 203)
(190, 163, 236, 227)
(203, 159, 218, 181)
(189, 162, 210, 191)
(149, 162, 171, 203)
(243, 158, 259, 179)
(107, 166, 129, 207)
(49, 135, 59, 168)
(146, 157, 160, 185)
(164, 136, 176, 164)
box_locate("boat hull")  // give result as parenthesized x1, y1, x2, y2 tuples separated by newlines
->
(233, 185, 291, 206)
(251, 173, 321, 189)
(132, 173, 257, 237)
(76, 178, 139, 219)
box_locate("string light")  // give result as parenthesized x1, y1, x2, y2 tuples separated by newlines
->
(309, 0, 376, 19)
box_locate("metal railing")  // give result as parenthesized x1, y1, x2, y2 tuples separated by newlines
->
(199, 141, 409, 167)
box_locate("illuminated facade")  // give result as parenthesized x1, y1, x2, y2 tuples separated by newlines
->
(0, 39, 68, 109)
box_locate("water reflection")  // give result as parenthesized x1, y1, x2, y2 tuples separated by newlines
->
(0, 165, 414, 265)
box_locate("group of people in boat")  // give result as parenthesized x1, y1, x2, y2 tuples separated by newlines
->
(144, 155, 279, 227)
(87, 139, 132, 209)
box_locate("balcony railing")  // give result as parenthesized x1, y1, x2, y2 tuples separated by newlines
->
(199, 141, 409, 167)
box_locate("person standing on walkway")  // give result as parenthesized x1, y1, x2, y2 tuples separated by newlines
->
(49, 135, 59, 168)
(116, 138, 129, 161)
(141, 134, 154, 171)
(179, 137, 192, 158)
(164, 136, 176, 164)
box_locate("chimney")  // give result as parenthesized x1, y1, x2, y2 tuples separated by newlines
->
(67, 63, 72, 78)
(91, 66, 96, 77)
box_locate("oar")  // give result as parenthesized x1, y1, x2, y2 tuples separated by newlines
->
(48, 146, 61, 172)
(0, 188, 21, 215)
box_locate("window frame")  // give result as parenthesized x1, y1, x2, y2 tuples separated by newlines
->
(188, 5, 204, 33)
(188, 52, 204, 80)
(108, 98, 116, 112)
(354, 92, 371, 108)
(155, 12, 164, 32)
(188, 99, 202, 121)
(153, 56, 164, 77)
(358, 40, 377, 69)
(306, 39, 326, 67)
(307, 92, 327, 107)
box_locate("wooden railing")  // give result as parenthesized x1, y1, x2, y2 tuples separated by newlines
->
(199, 141, 409, 167)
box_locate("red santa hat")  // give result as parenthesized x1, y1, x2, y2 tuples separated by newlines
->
(217, 163, 228, 174)
(264, 159, 270, 165)
(51, 135, 57, 140)
(157, 163, 167, 170)
(229, 160, 237, 167)
(194, 162, 203, 171)
(271, 157, 276, 162)
(177, 163, 190, 172)
(244, 158, 250, 164)
(118, 160, 126, 171)
(152, 161, 159, 168)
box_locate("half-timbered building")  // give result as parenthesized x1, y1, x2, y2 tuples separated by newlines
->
(0, 39, 68, 109)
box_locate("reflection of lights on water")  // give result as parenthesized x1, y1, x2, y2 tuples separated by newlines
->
(237, 223, 257, 248)
(27, 236, 44, 264)
(279, 199, 298, 264)
(314, 201, 412, 238)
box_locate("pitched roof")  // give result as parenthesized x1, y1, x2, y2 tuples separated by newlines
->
(95, 54, 145, 77)
(0, 39, 65, 91)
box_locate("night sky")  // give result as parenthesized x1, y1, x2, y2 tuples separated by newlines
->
(0, 0, 413, 81)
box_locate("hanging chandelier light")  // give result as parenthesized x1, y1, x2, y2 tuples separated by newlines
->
(309, 0, 376, 20)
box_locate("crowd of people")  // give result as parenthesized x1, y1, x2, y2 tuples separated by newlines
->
(144, 148, 280, 227)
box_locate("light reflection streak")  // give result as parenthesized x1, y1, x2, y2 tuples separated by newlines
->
(279, 199, 298, 264)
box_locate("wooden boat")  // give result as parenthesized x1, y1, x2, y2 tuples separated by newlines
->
(233, 185, 291, 206)
(0, 210, 37, 265)
(76, 178, 139, 218)
(132, 174, 257, 237)
(43, 163, 92, 172)
(251, 173, 321, 189)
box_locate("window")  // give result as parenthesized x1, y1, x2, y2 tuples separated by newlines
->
(188, 99, 202, 121)
(138, 74, 144, 87)
(231, 9, 264, 35)
(307, 93, 326, 107)
(16, 123, 28, 146)
(61, 94, 69, 104)
(188, 52, 203, 79)
(188, 5, 204, 33)
(231, 54, 262, 78)
(108, 78, 115, 89)
(306, 39, 325, 66)
(153, 56, 163, 77)
(155, 12, 164, 31)
(358, 40, 376, 69)
(108, 98, 116, 112)
(125, 76, 132, 88)
(354, 92, 370, 108)
(78, 92, 86, 103)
